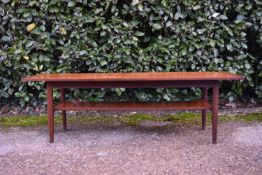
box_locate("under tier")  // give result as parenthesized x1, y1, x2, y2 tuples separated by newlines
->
(55, 100, 211, 111)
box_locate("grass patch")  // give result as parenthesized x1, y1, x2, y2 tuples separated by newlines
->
(222, 113, 262, 122)
(161, 112, 202, 125)
(119, 114, 156, 126)
(68, 115, 117, 124)
(0, 112, 261, 127)
(0, 115, 60, 127)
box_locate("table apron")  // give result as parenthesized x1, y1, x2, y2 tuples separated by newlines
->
(47, 80, 218, 88)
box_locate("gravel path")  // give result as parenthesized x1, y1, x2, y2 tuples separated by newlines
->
(1, 122, 262, 175)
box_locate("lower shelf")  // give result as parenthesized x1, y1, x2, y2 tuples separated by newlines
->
(55, 100, 211, 111)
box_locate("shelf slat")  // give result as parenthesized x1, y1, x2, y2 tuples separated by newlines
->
(55, 100, 211, 111)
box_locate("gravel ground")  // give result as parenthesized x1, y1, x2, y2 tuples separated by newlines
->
(1, 121, 262, 175)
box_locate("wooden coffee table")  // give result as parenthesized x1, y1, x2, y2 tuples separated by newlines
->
(22, 72, 244, 143)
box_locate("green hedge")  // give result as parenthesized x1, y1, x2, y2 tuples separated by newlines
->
(0, 0, 262, 106)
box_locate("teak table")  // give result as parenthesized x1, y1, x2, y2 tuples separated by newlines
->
(22, 72, 244, 144)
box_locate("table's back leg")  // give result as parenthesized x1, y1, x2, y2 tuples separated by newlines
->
(47, 83, 54, 143)
(201, 88, 208, 130)
(60, 88, 67, 130)
(212, 81, 219, 144)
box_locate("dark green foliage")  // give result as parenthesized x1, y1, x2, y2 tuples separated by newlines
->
(0, 0, 262, 106)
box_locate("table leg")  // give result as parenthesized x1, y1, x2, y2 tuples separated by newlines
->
(201, 88, 208, 130)
(212, 81, 219, 144)
(60, 88, 67, 130)
(47, 83, 54, 143)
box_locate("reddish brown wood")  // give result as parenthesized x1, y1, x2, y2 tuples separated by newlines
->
(55, 100, 211, 111)
(212, 81, 219, 144)
(47, 83, 54, 143)
(22, 72, 244, 82)
(202, 88, 208, 130)
(21, 72, 244, 144)
(60, 89, 67, 130)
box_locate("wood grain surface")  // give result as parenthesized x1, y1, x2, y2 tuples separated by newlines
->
(22, 72, 244, 82)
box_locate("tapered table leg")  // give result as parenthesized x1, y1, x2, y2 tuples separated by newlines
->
(202, 88, 208, 130)
(47, 83, 54, 143)
(212, 81, 219, 144)
(60, 88, 67, 130)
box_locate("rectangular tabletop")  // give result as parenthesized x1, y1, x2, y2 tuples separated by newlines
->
(22, 72, 244, 82)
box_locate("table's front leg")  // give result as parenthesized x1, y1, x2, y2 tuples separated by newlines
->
(60, 88, 67, 130)
(47, 83, 54, 143)
(201, 88, 208, 130)
(212, 81, 219, 144)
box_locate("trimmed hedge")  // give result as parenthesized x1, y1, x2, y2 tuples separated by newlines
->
(0, 0, 262, 106)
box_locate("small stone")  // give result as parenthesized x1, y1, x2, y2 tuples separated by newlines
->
(225, 103, 237, 108)
(96, 152, 108, 157)
(0, 105, 10, 114)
